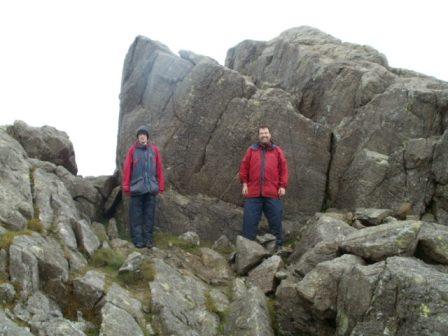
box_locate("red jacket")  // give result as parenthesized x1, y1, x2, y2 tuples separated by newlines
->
(239, 143, 288, 199)
(122, 142, 165, 194)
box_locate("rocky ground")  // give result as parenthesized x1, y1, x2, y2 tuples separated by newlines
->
(1, 26, 448, 336)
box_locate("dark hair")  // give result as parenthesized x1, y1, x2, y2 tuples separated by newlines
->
(258, 125, 270, 133)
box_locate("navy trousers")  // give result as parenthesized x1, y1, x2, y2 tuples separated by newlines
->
(129, 192, 156, 247)
(243, 197, 283, 246)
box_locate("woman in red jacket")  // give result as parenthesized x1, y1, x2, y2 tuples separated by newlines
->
(239, 126, 288, 248)
(122, 125, 165, 249)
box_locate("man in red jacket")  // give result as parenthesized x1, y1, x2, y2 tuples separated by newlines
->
(239, 126, 288, 247)
(122, 125, 165, 249)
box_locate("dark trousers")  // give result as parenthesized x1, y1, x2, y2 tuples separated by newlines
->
(129, 192, 156, 247)
(243, 197, 283, 246)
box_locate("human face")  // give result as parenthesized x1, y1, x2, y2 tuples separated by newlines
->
(258, 128, 271, 144)
(138, 133, 148, 145)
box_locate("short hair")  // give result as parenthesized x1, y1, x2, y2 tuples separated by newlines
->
(258, 125, 270, 133)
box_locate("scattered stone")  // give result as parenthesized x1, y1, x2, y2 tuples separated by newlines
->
(106, 218, 119, 240)
(340, 220, 422, 261)
(248, 255, 284, 293)
(0, 283, 16, 304)
(354, 208, 393, 226)
(417, 222, 448, 264)
(235, 235, 270, 275)
(73, 270, 106, 310)
(178, 231, 200, 246)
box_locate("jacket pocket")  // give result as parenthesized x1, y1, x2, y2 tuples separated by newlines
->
(130, 176, 146, 195)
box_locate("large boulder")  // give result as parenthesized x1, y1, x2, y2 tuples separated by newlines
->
(225, 26, 448, 218)
(116, 34, 332, 222)
(7, 120, 77, 175)
(340, 220, 422, 261)
(149, 258, 220, 335)
(235, 235, 270, 275)
(337, 257, 448, 336)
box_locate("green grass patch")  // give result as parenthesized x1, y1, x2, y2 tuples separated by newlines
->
(0, 230, 33, 249)
(267, 298, 280, 336)
(27, 218, 44, 233)
(118, 259, 156, 285)
(89, 248, 125, 271)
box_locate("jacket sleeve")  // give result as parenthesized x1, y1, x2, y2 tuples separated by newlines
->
(154, 146, 165, 193)
(239, 148, 251, 184)
(122, 147, 134, 193)
(278, 147, 289, 189)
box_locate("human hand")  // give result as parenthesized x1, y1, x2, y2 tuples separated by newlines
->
(242, 183, 248, 196)
(278, 187, 286, 197)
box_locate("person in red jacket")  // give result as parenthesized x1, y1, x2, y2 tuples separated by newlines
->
(122, 125, 165, 249)
(239, 126, 288, 247)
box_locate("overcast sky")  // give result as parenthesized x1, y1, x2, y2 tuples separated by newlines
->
(1, 0, 447, 176)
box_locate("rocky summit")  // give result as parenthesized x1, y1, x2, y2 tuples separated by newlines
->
(1, 26, 448, 336)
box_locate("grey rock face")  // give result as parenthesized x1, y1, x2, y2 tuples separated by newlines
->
(9, 232, 69, 300)
(71, 219, 100, 256)
(354, 208, 394, 226)
(155, 189, 243, 241)
(340, 220, 422, 261)
(224, 285, 274, 336)
(337, 257, 448, 336)
(149, 258, 219, 336)
(288, 213, 356, 262)
(235, 235, 270, 275)
(99, 303, 144, 336)
(417, 222, 448, 264)
(0, 308, 33, 336)
(296, 254, 365, 319)
(7, 120, 77, 174)
(0, 127, 33, 231)
(73, 270, 106, 310)
(248, 255, 284, 293)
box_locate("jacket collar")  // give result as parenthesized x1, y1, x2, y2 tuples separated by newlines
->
(250, 142, 276, 151)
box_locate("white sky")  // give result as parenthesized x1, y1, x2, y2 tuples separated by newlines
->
(1, 0, 447, 176)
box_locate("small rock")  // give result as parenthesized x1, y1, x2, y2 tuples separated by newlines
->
(92, 222, 109, 242)
(178, 231, 200, 246)
(72, 219, 100, 256)
(354, 208, 393, 226)
(248, 255, 284, 293)
(212, 234, 235, 253)
(73, 270, 105, 310)
(235, 235, 270, 275)
(118, 251, 145, 273)
(106, 218, 119, 240)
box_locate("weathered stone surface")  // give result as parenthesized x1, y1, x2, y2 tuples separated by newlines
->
(73, 270, 106, 310)
(155, 189, 243, 241)
(0, 308, 33, 336)
(55, 165, 102, 221)
(340, 220, 422, 261)
(100, 283, 145, 327)
(72, 219, 100, 256)
(417, 222, 448, 264)
(9, 232, 69, 300)
(198, 247, 232, 285)
(248, 255, 284, 293)
(275, 277, 334, 336)
(0, 283, 16, 304)
(99, 302, 144, 336)
(296, 254, 365, 319)
(64, 247, 88, 273)
(235, 235, 270, 275)
(91, 222, 108, 242)
(289, 213, 356, 262)
(7, 120, 77, 174)
(211, 234, 235, 253)
(106, 218, 119, 240)
(150, 258, 219, 336)
(354, 208, 393, 226)
(118, 251, 145, 273)
(0, 126, 33, 231)
(337, 257, 448, 336)
(290, 240, 340, 277)
(224, 285, 274, 336)
(104, 186, 121, 217)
